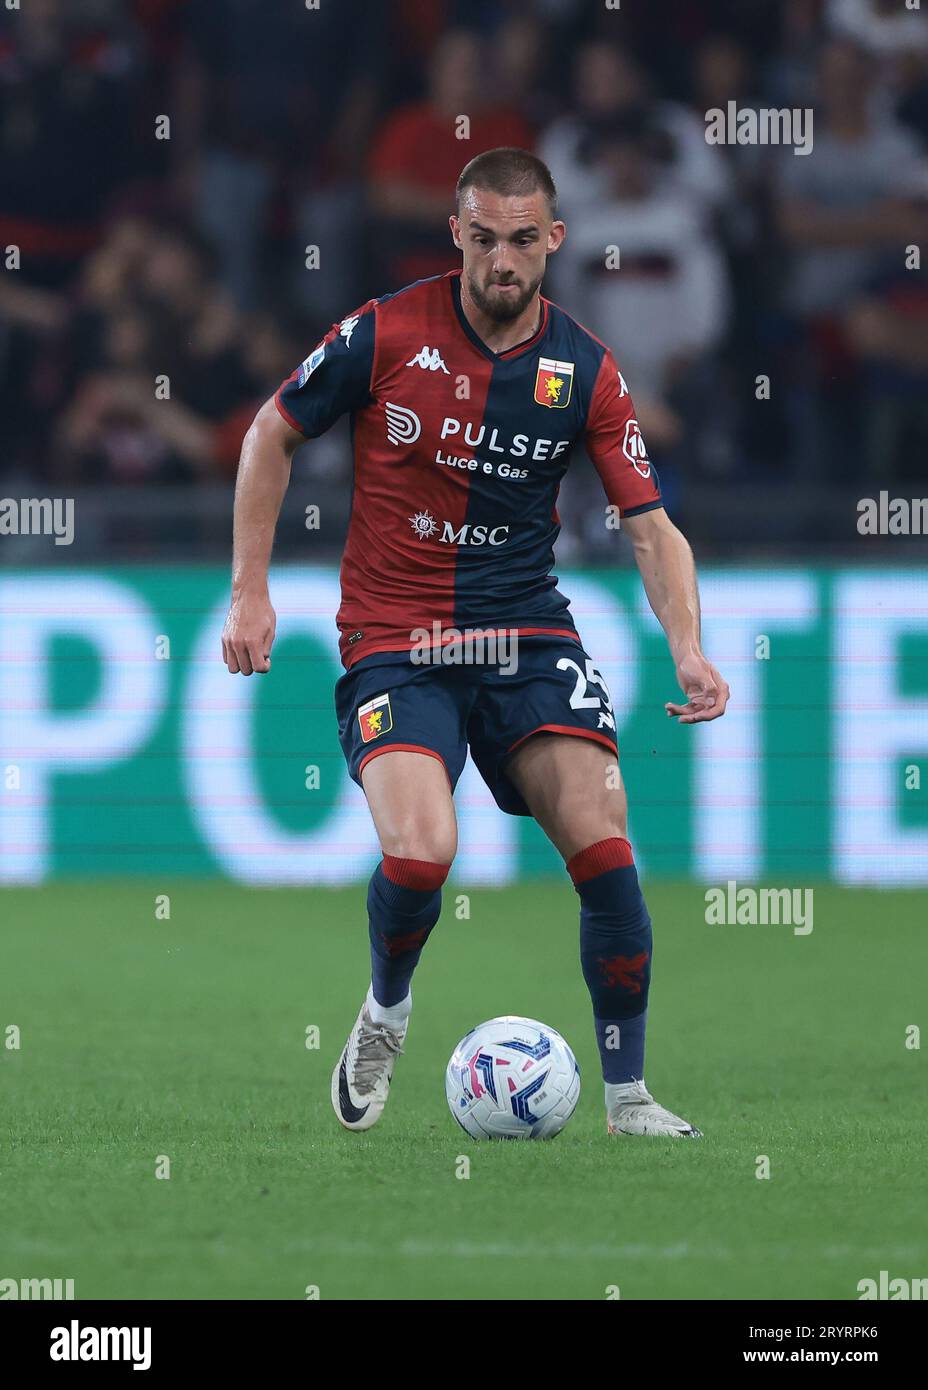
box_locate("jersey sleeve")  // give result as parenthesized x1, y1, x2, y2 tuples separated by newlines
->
(274, 299, 377, 438)
(583, 349, 662, 517)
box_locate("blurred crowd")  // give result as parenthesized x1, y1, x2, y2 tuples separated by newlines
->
(2, 0, 928, 554)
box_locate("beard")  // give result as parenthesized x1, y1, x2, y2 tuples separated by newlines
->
(466, 269, 543, 323)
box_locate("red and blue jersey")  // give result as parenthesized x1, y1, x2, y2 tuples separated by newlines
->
(275, 269, 662, 670)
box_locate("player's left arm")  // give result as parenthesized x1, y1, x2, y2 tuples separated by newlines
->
(583, 348, 729, 724)
(621, 507, 730, 724)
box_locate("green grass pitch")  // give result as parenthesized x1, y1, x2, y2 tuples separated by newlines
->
(2, 881, 925, 1301)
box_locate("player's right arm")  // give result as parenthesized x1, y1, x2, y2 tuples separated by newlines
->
(221, 300, 377, 676)
(222, 397, 302, 676)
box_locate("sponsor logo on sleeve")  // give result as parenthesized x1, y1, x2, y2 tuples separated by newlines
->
(622, 418, 651, 477)
(297, 344, 325, 387)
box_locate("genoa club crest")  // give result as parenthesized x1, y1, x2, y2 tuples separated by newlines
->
(533, 357, 574, 409)
(358, 692, 393, 743)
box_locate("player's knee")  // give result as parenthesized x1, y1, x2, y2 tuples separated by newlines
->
(381, 825, 457, 868)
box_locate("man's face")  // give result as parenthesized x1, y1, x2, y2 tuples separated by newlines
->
(450, 188, 566, 323)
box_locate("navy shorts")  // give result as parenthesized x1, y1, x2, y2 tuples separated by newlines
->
(334, 634, 619, 817)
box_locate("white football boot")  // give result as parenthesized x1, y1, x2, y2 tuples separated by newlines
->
(606, 1079, 703, 1138)
(331, 1000, 408, 1131)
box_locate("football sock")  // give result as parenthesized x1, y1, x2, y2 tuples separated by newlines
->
(368, 855, 450, 1008)
(366, 983, 412, 1028)
(568, 837, 652, 1084)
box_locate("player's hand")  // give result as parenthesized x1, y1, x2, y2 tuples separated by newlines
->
(666, 652, 730, 724)
(222, 589, 276, 675)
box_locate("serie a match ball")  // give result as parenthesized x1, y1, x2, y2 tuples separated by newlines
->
(445, 1015, 581, 1140)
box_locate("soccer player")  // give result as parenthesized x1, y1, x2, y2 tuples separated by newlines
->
(222, 148, 729, 1138)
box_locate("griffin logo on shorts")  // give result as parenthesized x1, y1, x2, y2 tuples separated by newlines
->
(358, 692, 393, 743)
(534, 357, 574, 408)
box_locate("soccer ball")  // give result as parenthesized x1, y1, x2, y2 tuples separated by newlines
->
(445, 1015, 581, 1139)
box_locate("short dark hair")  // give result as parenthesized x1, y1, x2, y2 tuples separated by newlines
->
(456, 147, 558, 217)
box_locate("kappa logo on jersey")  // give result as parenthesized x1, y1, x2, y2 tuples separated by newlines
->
(297, 344, 325, 387)
(534, 357, 575, 409)
(622, 418, 651, 477)
(617, 369, 629, 398)
(358, 692, 393, 743)
(406, 345, 450, 374)
(385, 401, 421, 446)
(339, 315, 360, 348)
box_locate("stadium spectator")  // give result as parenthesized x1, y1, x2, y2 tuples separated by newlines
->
(550, 110, 731, 552)
(775, 36, 928, 478)
(54, 218, 253, 483)
(762, 0, 822, 111)
(777, 37, 927, 319)
(691, 33, 767, 201)
(0, 0, 139, 477)
(845, 266, 928, 482)
(491, 14, 554, 131)
(538, 40, 732, 222)
(367, 29, 534, 286)
(688, 34, 781, 348)
(0, 0, 137, 293)
(826, 0, 928, 58)
(178, 0, 383, 310)
(554, 113, 730, 407)
(894, 45, 928, 153)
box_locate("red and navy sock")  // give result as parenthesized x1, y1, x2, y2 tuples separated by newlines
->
(367, 856, 450, 1007)
(567, 837, 651, 1084)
